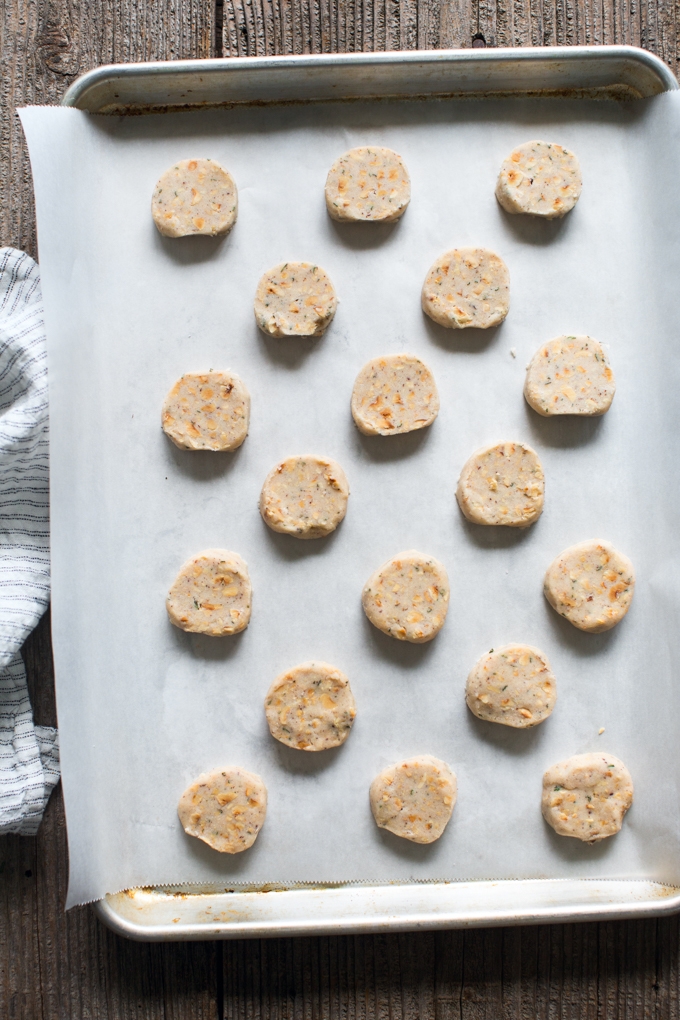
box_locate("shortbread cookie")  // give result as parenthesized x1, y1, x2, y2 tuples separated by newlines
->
(167, 549, 251, 636)
(544, 540, 635, 633)
(264, 661, 357, 751)
(178, 766, 267, 853)
(496, 141, 582, 219)
(162, 371, 250, 451)
(370, 755, 457, 844)
(325, 146, 411, 223)
(466, 644, 556, 728)
(542, 753, 633, 842)
(456, 442, 544, 527)
(524, 336, 615, 417)
(260, 455, 349, 539)
(152, 158, 237, 238)
(351, 354, 439, 436)
(362, 550, 449, 643)
(254, 262, 337, 337)
(422, 248, 509, 329)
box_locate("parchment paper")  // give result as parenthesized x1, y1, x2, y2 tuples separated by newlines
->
(20, 92, 680, 908)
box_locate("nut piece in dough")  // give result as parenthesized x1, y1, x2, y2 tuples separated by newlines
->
(456, 442, 544, 528)
(162, 371, 250, 451)
(544, 540, 635, 633)
(254, 262, 337, 337)
(542, 753, 633, 842)
(152, 158, 237, 238)
(496, 140, 582, 219)
(466, 644, 556, 728)
(351, 354, 439, 436)
(525, 336, 615, 417)
(422, 248, 509, 329)
(178, 767, 267, 853)
(362, 550, 449, 643)
(370, 755, 457, 844)
(325, 146, 411, 223)
(167, 549, 251, 636)
(264, 661, 357, 751)
(260, 455, 349, 539)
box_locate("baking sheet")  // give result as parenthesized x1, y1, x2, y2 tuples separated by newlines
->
(20, 93, 680, 908)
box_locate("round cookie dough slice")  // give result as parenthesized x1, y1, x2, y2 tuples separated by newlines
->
(325, 146, 411, 223)
(525, 336, 615, 417)
(260, 455, 349, 539)
(362, 550, 449, 643)
(422, 248, 509, 329)
(542, 753, 633, 842)
(254, 262, 337, 337)
(178, 766, 267, 853)
(370, 755, 457, 844)
(544, 540, 635, 633)
(466, 644, 556, 728)
(496, 140, 582, 219)
(456, 441, 544, 527)
(162, 371, 250, 451)
(151, 158, 237, 237)
(264, 661, 357, 751)
(351, 354, 439, 436)
(167, 549, 251, 636)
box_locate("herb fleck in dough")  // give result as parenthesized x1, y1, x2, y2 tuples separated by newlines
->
(178, 767, 267, 853)
(544, 540, 635, 633)
(254, 262, 337, 337)
(362, 550, 449, 643)
(260, 455, 349, 539)
(264, 661, 357, 751)
(456, 442, 544, 527)
(422, 248, 509, 329)
(151, 159, 237, 237)
(351, 354, 439, 436)
(466, 644, 557, 728)
(525, 336, 615, 417)
(496, 140, 582, 219)
(166, 549, 251, 636)
(370, 755, 457, 844)
(161, 371, 250, 451)
(542, 753, 633, 842)
(325, 146, 411, 222)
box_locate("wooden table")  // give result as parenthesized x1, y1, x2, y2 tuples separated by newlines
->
(2, 2, 679, 1015)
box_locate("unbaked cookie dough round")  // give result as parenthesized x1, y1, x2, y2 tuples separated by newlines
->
(421, 248, 509, 329)
(544, 540, 635, 633)
(369, 755, 457, 844)
(456, 441, 544, 527)
(167, 549, 252, 636)
(362, 550, 449, 643)
(152, 158, 237, 237)
(325, 146, 411, 223)
(466, 644, 556, 728)
(542, 753, 633, 842)
(524, 336, 615, 417)
(259, 455, 349, 539)
(254, 262, 337, 337)
(178, 766, 267, 853)
(351, 354, 439, 436)
(496, 140, 582, 219)
(264, 661, 357, 751)
(162, 371, 250, 451)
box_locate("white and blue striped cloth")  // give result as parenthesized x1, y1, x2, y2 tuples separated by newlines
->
(0, 248, 58, 835)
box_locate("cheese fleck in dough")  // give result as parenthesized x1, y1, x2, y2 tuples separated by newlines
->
(167, 549, 251, 636)
(254, 262, 337, 337)
(544, 540, 635, 633)
(525, 336, 615, 417)
(178, 767, 267, 853)
(496, 140, 582, 219)
(152, 159, 237, 238)
(265, 661, 356, 751)
(456, 442, 544, 527)
(370, 755, 457, 843)
(260, 455, 349, 539)
(351, 354, 439, 436)
(325, 147, 411, 222)
(162, 371, 250, 451)
(542, 753, 633, 842)
(466, 644, 556, 728)
(422, 248, 509, 329)
(362, 550, 449, 643)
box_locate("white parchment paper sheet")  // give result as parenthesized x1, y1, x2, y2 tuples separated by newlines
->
(20, 93, 680, 907)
